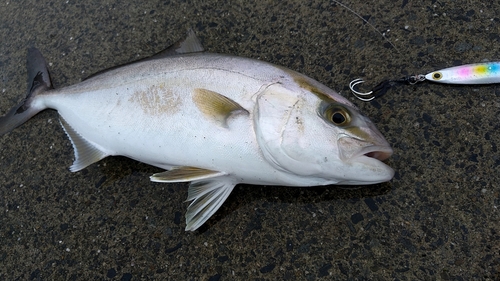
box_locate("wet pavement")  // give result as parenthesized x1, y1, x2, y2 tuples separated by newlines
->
(0, 0, 499, 280)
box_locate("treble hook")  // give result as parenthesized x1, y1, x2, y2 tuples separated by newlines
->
(349, 79, 375, 101)
(349, 75, 426, 101)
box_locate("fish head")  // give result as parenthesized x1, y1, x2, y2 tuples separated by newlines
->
(254, 80, 394, 186)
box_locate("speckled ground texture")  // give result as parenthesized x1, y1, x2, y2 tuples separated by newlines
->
(0, 0, 499, 280)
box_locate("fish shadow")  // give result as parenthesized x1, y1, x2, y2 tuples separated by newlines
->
(97, 157, 392, 232)
(198, 181, 393, 233)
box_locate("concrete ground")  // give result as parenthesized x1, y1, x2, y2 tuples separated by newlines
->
(0, 0, 499, 280)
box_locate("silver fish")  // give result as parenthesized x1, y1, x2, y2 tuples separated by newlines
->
(0, 30, 394, 230)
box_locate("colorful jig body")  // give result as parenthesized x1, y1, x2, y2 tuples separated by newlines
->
(425, 62, 500, 84)
(350, 62, 500, 101)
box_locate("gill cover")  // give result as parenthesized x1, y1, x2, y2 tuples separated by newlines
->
(253, 84, 322, 176)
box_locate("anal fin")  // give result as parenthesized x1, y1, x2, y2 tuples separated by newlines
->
(185, 177, 236, 231)
(150, 166, 226, 183)
(59, 118, 108, 172)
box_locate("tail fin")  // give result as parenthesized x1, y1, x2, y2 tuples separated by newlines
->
(0, 47, 52, 135)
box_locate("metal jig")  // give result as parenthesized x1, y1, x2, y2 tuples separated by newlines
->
(425, 62, 500, 84)
(350, 62, 500, 102)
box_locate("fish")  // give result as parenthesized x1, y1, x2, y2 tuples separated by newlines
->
(0, 30, 394, 231)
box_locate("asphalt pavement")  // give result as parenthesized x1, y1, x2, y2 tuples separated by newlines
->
(0, 0, 499, 279)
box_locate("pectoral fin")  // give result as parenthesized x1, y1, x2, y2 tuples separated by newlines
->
(192, 88, 249, 127)
(185, 177, 236, 231)
(150, 166, 226, 182)
(59, 118, 108, 172)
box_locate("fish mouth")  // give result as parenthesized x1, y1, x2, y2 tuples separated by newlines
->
(334, 125, 394, 184)
(357, 145, 393, 162)
(339, 142, 395, 184)
(337, 136, 393, 164)
(338, 137, 394, 180)
(351, 145, 394, 179)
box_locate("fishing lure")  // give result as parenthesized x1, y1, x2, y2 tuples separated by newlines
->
(350, 62, 500, 101)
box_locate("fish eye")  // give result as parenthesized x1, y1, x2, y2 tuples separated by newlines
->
(331, 111, 346, 124)
(432, 72, 442, 80)
(323, 105, 351, 126)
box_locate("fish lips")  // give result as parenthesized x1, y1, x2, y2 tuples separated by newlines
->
(337, 135, 395, 182)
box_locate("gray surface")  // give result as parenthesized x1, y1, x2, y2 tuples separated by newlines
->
(0, 0, 499, 280)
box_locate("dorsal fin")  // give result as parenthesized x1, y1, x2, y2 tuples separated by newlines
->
(84, 29, 204, 80)
(150, 28, 204, 58)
